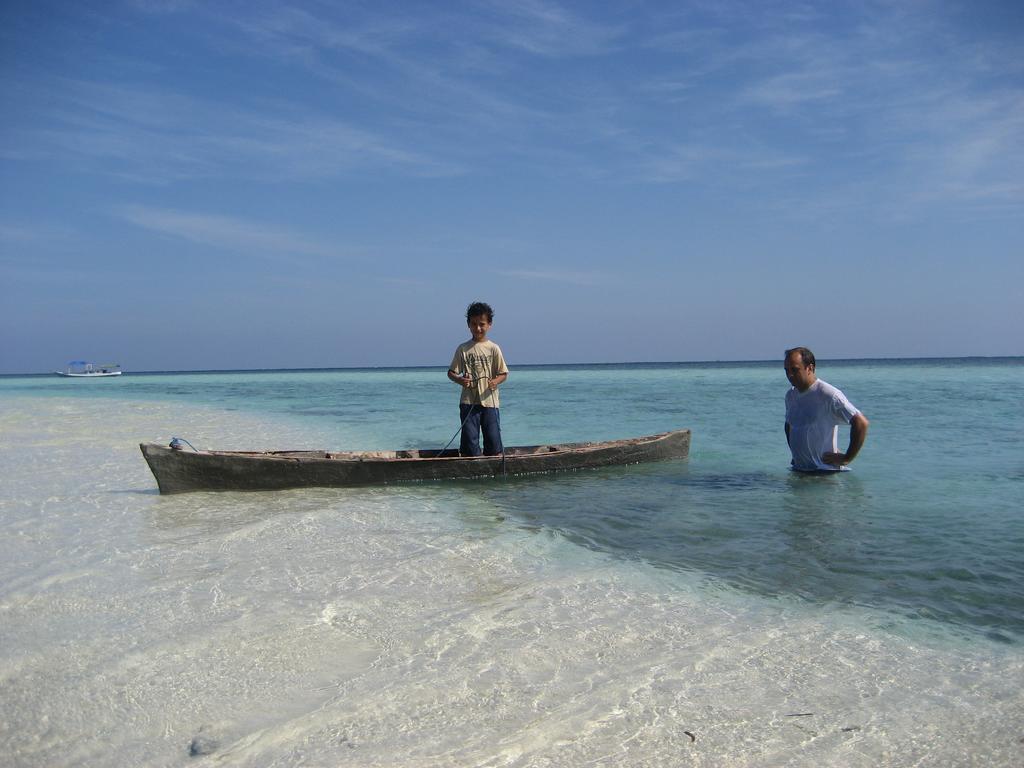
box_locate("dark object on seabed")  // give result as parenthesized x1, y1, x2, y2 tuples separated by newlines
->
(188, 734, 218, 757)
(140, 429, 691, 494)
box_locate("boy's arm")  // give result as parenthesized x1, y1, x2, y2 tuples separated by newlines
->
(448, 346, 471, 387)
(488, 345, 509, 390)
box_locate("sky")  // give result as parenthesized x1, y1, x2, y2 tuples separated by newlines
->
(2, 0, 1022, 373)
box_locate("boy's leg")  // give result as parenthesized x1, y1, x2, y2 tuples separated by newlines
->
(459, 404, 482, 457)
(480, 407, 503, 456)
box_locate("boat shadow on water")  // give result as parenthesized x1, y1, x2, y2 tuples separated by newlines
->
(463, 463, 951, 630)
(131, 455, 1021, 643)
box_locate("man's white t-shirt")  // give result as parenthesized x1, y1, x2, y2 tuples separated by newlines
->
(785, 379, 860, 472)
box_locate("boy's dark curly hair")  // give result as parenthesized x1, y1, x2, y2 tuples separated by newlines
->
(466, 301, 494, 323)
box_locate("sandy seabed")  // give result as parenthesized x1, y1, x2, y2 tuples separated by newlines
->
(1, 396, 1022, 767)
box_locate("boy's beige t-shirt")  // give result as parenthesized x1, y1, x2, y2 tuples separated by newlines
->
(449, 339, 509, 407)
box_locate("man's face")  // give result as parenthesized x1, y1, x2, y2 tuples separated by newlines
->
(468, 314, 492, 342)
(784, 352, 815, 391)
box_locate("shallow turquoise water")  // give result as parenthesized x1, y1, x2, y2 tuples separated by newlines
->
(3, 361, 1024, 766)
(5, 358, 1022, 644)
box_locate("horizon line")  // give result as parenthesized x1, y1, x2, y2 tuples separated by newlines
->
(4, 354, 1022, 377)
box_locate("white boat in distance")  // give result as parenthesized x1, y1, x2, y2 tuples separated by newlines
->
(55, 361, 123, 377)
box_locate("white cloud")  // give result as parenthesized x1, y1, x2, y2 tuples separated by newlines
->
(0, 222, 71, 244)
(499, 269, 606, 286)
(739, 71, 844, 110)
(26, 78, 463, 184)
(9, 1, 1022, 214)
(475, 0, 624, 57)
(113, 205, 338, 259)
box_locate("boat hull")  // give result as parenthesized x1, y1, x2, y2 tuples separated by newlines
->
(140, 429, 691, 494)
(55, 371, 123, 377)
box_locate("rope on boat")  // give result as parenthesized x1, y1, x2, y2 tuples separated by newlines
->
(497, 407, 506, 478)
(438, 403, 475, 457)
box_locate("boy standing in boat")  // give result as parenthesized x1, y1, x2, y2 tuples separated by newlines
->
(447, 302, 509, 456)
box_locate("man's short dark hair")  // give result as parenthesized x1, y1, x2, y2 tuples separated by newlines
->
(785, 346, 816, 368)
(466, 301, 494, 323)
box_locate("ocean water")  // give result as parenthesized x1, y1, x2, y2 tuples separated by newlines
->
(1, 359, 1022, 767)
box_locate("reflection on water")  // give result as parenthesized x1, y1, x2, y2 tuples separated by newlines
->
(477, 461, 1023, 643)
(671, 469, 774, 491)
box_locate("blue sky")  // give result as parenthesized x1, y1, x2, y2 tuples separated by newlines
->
(2, 0, 1022, 373)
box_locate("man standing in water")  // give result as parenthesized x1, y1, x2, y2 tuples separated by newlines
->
(784, 347, 869, 471)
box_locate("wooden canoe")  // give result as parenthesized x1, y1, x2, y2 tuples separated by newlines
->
(139, 429, 691, 494)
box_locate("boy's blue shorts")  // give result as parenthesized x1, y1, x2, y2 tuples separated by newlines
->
(460, 404, 502, 457)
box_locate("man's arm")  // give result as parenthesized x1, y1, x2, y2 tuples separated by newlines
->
(823, 413, 869, 467)
(487, 372, 508, 390)
(448, 369, 471, 387)
(785, 422, 791, 446)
